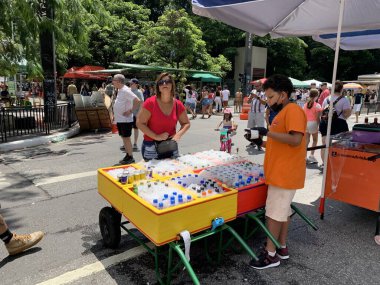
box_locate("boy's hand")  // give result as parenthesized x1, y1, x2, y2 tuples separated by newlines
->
(252, 127, 268, 136)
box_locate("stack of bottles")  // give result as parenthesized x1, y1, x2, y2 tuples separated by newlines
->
(133, 181, 193, 210)
(107, 167, 148, 184)
(177, 155, 215, 169)
(193, 150, 243, 164)
(142, 159, 187, 177)
(199, 161, 264, 189)
(171, 174, 225, 198)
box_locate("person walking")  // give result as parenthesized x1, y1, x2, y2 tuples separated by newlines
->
(353, 88, 363, 123)
(235, 88, 243, 113)
(0, 214, 44, 256)
(247, 81, 266, 150)
(303, 89, 322, 164)
(214, 86, 222, 113)
(112, 74, 141, 164)
(184, 85, 197, 119)
(221, 85, 230, 109)
(317, 82, 330, 106)
(129, 78, 144, 151)
(319, 81, 351, 166)
(249, 74, 307, 270)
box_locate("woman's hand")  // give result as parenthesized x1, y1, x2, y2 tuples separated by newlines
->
(172, 133, 181, 142)
(155, 132, 170, 141)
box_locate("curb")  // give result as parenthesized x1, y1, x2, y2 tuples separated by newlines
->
(0, 125, 81, 152)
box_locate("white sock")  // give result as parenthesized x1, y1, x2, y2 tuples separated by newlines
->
(281, 245, 287, 249)
(268, 250, 276, 257)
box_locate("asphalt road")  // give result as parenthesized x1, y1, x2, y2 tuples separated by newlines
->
(0, 110, 379, 285)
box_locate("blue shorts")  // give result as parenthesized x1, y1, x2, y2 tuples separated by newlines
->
(185, 101, 196, 109)
(201, 99, 210, 106)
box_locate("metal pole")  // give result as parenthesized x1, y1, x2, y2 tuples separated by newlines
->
(244, 32, 252, 96)
(320, 0, 345, 213)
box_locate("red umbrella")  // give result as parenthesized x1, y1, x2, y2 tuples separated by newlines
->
(249, 78, 267, 85)
(63, 65, 108, 80)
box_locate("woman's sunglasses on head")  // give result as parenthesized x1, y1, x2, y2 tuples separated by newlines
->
(157, 79, 172, 86)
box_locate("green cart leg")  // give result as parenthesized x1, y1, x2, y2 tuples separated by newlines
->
(170, 243, 200, 285)
(291, 204, 319, 231)
(224, 224, 258, 261)
(246, 212, 281, 249)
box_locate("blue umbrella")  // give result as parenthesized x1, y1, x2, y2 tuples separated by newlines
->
(314, 29, 380, 50)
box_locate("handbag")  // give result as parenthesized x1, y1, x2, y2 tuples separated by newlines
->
(155, 139, 178, 156)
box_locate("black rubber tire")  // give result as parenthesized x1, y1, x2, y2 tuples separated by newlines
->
(99, 207, 122, 249)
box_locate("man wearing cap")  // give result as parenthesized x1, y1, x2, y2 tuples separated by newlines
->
(247, 81, 266, 149)
(112, 74, 141, 164)
(129, 78, 144, 151)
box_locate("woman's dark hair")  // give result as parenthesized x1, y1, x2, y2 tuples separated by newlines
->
(156, 72, 176, 98)
(334, 81, 344, 93)
(262, 74, 294, 97)
(307, 89, 319, 109)
(185, 85, 192, 95)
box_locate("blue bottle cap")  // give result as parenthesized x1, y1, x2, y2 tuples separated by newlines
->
(170, 200, 175, 205)
(153, 199, 158, 204)
(158, 202, 163, 209)
(235, 182, 240, 187)
(238, 175, 243, 179)
(173, 192, 177, 196)
(170, 196, 175, 201)
(187, 195, 192, 200)
(164, 194, 169, 199)
(178, 194, 183, 199)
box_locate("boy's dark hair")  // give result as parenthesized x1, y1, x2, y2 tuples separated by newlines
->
(334, 81, 343, 93)
(262, 74, 294, 97)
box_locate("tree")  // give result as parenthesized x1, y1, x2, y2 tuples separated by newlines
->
(85, 0, 152, 67)
(129, 9, 231, 75)
(0, 0, 110, 76)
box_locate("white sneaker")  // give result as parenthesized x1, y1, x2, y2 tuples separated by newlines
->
(308, 156, 318, 164)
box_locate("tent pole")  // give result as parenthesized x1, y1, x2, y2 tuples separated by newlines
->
(320, 0, 345, 210)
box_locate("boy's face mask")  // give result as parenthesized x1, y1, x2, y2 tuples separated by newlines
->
(269, 94, 284, 113)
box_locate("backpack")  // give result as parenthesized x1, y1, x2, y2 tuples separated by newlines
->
(321, 96, 344, 122)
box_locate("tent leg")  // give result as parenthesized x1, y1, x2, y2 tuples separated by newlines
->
(320, 0, 345, 204)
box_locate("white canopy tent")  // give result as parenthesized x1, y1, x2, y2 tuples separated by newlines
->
(192, 0, 380, 207)
(303, 80, 332, 89)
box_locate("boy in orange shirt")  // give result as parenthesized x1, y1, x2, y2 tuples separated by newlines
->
(249, 74, 307, 269)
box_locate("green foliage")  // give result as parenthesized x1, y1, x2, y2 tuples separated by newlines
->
(129, 9, 230, 75)
(86, 0, 152, 67)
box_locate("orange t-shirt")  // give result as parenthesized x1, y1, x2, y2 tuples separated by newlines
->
(264, 103, 307, 190)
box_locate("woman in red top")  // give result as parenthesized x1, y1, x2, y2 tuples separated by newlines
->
(137, 72, 190, 161)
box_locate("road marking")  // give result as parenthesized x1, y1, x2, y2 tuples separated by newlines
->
(36, 242, 153, 285)
(34, 171, 97, 186)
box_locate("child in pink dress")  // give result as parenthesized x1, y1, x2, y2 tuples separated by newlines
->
(303, 89, 322, 164)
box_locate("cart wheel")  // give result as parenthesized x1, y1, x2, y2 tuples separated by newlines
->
(99, 207, 122, 249)
(320, 213, 324, 220)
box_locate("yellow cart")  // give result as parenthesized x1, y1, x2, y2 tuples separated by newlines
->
(97, 164, 258, 284)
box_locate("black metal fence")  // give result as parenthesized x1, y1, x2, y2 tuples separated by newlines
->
(0, 103, 77, 143)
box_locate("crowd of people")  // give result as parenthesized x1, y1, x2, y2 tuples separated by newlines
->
(244, 79, 379, 167)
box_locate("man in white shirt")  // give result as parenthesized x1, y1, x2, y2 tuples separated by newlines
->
(247, 81, 266, 150)
(113, 74, 141, 164)
(221, 85, 230, 109)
